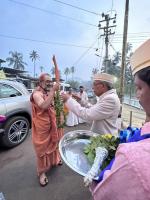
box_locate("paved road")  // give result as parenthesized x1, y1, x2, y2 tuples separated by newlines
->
(0, 124, 92, 200)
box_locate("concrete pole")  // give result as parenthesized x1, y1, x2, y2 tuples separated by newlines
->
(119, 0, 129, 104)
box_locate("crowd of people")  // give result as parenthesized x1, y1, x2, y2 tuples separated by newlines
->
(30, 39, 150, 199)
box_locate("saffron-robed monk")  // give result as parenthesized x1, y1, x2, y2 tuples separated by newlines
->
(30, 73, 62, 186)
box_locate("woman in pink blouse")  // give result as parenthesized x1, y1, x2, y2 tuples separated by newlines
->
(91, 40, 150, 200)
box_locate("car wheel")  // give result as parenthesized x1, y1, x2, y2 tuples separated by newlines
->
(2, 116, 30, 148)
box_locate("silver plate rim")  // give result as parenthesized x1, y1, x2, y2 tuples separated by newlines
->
(59, 130, 99, 179)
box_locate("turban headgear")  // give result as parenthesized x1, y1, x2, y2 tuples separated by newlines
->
(93, 73, 116, 84)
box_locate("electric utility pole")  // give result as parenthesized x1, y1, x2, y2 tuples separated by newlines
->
(98, 13, 116, 72)
(119, 0, 129, 104)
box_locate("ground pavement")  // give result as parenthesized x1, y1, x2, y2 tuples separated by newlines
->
(0, 123, 92, 200)
(0, 104, 146, 200)
(122, 104, 146, 128)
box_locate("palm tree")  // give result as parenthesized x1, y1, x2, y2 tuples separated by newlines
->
(126, 42, 132, 54)
(112, 51, 121, 66)
(64, 67, 70, 81)
(40, 66, 44, 73)
(6, 51, 27, 70)
(70, 66, 75, 80)
(101, 52, 121, 77)
(29, 50, 39, 77)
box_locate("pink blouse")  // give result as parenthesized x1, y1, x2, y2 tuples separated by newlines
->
(91, 122, 150, 200)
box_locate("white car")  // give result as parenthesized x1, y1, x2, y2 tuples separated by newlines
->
(0, 80, 31, 148)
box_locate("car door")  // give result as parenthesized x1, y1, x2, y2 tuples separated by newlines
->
(0, 82, 31, 147)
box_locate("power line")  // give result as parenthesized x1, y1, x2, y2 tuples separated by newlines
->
(115, 32, 150, 35)
(72, 38, 98, 66)
(96, 31, 101, 67)
(98, 12, 117, 72)
(110, 0, 114, 14)
(0, 33, 96, 49)
(112, 34, 150, 40)
(2, 31, 146, 50)
(112, 37, 149, 41)
(107, 1, 117, 44)
(109, 42, 118, 53)
(114, 35, 150, 38)
(99, 37, 105, 69)
(112, 40, 149, 43)
(108, 0, 116, 16)
(53, 0, 101, 16)
(7, 0, 97, 27)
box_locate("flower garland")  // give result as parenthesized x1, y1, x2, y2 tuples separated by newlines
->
(84, 134, 120, 170)
(54, 91, 66, 128)
(83, 127, 150, 185)
(52, 54, 66, 129)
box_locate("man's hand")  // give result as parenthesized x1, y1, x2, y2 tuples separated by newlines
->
(72, 93, 81, 101)
(61, 93, 70, 102)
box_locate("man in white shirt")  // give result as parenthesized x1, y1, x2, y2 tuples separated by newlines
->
(61, 73, 120, 135)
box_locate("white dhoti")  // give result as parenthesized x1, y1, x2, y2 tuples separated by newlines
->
(66, 111, 79, 126)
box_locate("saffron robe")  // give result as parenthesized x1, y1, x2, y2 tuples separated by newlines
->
(30, 87, 63, 175)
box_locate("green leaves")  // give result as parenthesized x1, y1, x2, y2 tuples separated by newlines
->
(54, 91, 65, 128)
(84, 134, 120, 170)
(87, 151, 95, 164)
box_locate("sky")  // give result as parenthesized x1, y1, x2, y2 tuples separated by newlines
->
(0, 0, 150, 81)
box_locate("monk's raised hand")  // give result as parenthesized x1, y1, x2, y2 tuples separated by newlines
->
(53, 82, 60, 91)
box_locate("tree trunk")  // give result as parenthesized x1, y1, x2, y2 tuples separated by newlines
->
(34, 60, 35, 78)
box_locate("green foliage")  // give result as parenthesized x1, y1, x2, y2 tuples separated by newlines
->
(100, 43, 135, 97)
(70, 66, 75, 80)
(101, 51, 121, 77)
(6, 51, 27, 70)
(40, 66, 44, 73)
(54, 91, 65, 128)
(67, 80, 80, 90)
(64, 67, 70, 81)
(70, 66, 75, 74)
(84, 134, 120, 170)
(29, 50, 40, 62)
(29, 50, 39, 77)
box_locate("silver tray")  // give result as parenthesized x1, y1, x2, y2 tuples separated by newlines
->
(59, 130, 98, 179)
